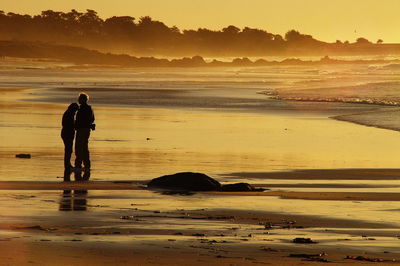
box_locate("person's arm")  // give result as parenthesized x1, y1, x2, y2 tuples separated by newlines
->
(91, 108, 95, 124)
(90, 107, 95, 130)
(62, 112, 67, 128)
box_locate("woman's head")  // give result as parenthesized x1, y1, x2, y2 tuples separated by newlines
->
(68, 103, 79, 112)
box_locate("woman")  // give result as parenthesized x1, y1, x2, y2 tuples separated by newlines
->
(61, 103, 79, 181)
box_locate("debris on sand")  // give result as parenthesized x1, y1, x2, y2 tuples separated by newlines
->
(120, 215, 138, 221)
(345, 255, 385, 262)
(260, 247, 279, 252)
(307, 257, 330, 262)
(14, 225, 46, 231)
(15, 153, 31, 158)
(290, 253, 329, 262)
(290, 253, 326, 258)
(192, 233, 205, 237)
(260, 220, 303, 230)
(292, 237, 318, 244)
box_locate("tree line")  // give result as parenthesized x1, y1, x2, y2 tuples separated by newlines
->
(0, 9, 395, 57)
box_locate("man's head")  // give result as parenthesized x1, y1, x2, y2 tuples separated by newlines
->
(78, 92, 89, 105)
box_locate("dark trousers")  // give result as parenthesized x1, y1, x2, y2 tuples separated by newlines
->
(75, 128, 91, 179)
(62, 131, 74, 180)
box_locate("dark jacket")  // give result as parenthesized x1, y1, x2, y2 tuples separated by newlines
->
(75, 103, 95, 129)
(61, 109, 76, 138)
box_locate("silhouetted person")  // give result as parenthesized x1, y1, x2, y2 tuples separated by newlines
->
(74, 92, 95, 180)
(61, 103, 79, 181)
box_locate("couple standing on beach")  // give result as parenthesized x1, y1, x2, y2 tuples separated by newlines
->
(61, 92, 95, 181)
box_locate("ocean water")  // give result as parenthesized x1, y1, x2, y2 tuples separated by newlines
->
(267, 63, 400, 131)
(1, 60, 400, 182)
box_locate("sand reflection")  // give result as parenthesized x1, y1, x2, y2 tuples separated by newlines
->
(59, 189, 88, 211)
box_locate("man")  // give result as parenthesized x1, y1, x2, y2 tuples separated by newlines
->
(74, 92, 95, 180)
(61, 103, 79, 181)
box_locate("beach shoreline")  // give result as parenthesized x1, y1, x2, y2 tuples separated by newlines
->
(1, 66, 400, 265)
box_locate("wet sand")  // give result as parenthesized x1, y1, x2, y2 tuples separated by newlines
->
(1, 187, 400, 265)
(1, 67, 400, 265)
(0, 173, 399, 265)
(4, 238, 397, 266)
(2, 181, 400, 201)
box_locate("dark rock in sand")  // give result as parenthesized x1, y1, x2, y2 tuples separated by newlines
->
(192, 233, 205, 237)
(148, 172, 221, 191)
(147, 172, 264, 192)
(292, 237, 318, 244)
(221, 182, 262, 192)
(15, 153, 31, 158)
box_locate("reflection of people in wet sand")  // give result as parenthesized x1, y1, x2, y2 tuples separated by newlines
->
(61, 103, 79, 181)
(59, 190, 87, 211)
(74, 92, 95, 180)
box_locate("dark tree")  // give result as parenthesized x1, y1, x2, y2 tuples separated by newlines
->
(0, 9, 391, 57)
(356, 37, 371, 44)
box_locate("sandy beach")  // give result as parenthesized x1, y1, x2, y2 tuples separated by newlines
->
(1, 64, 400, 265)
(0, 186, 399, 265)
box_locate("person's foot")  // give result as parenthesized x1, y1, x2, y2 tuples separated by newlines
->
(82, 169, 90, 181)
(74, 167, 83, 181)
(63, 169, 72, 181)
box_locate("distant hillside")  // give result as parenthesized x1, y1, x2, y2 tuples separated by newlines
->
(0, 9, 399, 57)
(1, 40, 399, 68)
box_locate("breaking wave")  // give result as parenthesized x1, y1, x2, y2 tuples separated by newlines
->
(270, 95, 400, 107)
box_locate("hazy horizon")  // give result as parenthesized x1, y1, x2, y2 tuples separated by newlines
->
(1, 0, 399, 43)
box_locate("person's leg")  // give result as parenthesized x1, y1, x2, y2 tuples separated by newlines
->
(81, 129, 91, 180)
(74, 130, 84, 181)
(62, 135, 73, 181)
(74, 131, 83, 168)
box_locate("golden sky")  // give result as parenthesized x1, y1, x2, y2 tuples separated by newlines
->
(2, 0, 399, 43)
